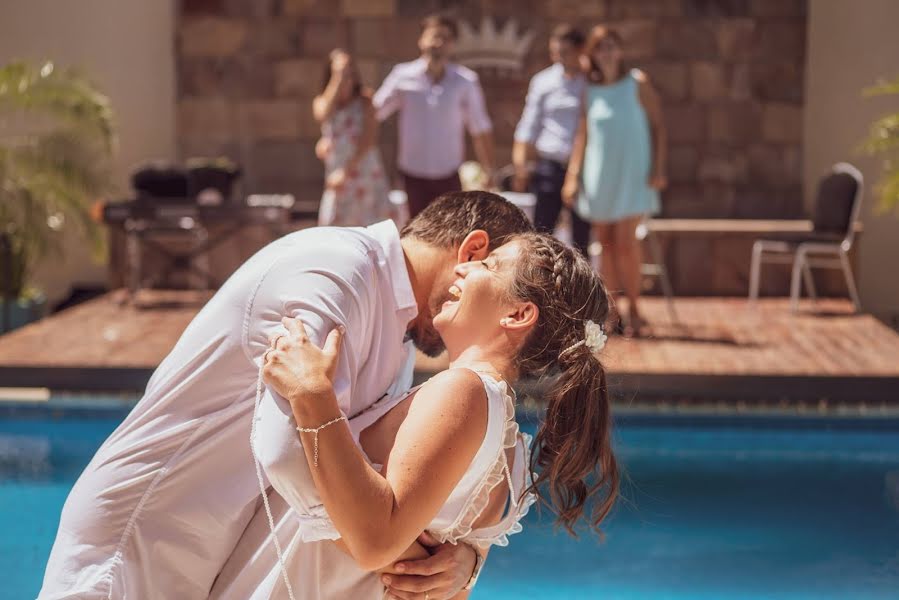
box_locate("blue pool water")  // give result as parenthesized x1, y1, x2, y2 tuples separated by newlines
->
(2, 414, 898, 599)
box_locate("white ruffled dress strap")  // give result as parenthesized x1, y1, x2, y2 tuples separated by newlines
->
(427, 371, 536, 550)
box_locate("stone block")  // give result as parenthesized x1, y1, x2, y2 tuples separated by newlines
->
(223, 0, 277, 18)
(178, 98, 237, 141)
(239, 100, 303, 141)
(664, 104, 705, 143)
(747, 143, 801, 186)
(283, 0, 339, 17)
(275, 58, 325, 97)
(667, 144, 699, 183)
(683, 0, 749, 17)
(351, 18, 421, 60)
(243, 20, 301, 58)
(179, 139, 242, 164)
(356, 59, 383, 89)
(301, 20, 348, 57)
(611, 20, 658, 60)
(607, 0, 682, 18)
(701, 182, 738, 216)
(545, 0, 606, 19)
(746, 143, 783, 185)
(707, 102, 761, 144)
(761, 103, 802, 143)
(734, 185, 803, 218)
(690, 61, 728, 101)
(246, 140, 320, 183)
(179, 17, 248, 58)
(643, 61, 689, 102)
(656, 22, 718, 60)
(754, 21, 806, 62)
(660, 184, 703, 217)
(298, 102, 321, 139)
(750, 62, 803, 103)
(396, 0, 443, 17)
(698, 153, 748, 184)
(182, 0, 225, 16)
(715, 18, 755, 60)
(729, 63, 752, 100)
(749, 0, 806, 17)
(179, 56, 275, 99)
(342, 0, 396, 17)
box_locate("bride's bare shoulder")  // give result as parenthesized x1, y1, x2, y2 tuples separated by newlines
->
(409, 368, 488, 423)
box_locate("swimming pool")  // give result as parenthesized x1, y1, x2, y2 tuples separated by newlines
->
(3, 412, 898, 599)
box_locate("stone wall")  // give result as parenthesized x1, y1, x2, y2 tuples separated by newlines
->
(176, 0, 807, 220)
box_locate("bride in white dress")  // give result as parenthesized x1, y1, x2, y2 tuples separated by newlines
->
(213, 232, 619, 599)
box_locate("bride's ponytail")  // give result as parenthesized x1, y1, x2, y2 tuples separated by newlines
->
(509, 233, 619, 535)
(531, 344, 618, 534)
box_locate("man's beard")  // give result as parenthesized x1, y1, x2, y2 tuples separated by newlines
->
(409, 319, 446, 358)
(424, 47, 446, 61)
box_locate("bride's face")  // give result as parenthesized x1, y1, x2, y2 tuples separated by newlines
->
(433, 240, 533, 350)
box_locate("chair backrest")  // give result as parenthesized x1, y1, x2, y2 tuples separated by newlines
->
(812, 162, 863, 246)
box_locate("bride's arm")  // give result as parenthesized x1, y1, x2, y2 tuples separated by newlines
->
(330, 537, 430, 567)
(263, 318, 488, 571)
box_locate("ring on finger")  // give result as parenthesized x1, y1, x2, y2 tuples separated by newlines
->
(271, 334, 285, 349)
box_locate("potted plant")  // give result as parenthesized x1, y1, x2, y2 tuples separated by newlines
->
(861, 76, 899, 212)
(0, 60, 115, 333)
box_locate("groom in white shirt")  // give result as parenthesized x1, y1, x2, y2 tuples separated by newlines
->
(39, 191, 532, 599)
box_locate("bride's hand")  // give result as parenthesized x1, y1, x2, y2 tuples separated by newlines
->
(262, 317, 344, 408)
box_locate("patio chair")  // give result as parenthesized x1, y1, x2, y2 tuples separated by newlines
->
(748, 162, 864, 312)
(636, 218, 680, 325)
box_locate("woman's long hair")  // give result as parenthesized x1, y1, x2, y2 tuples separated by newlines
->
(509, 233, 619, 535)
(583, 25, 626, 85)
(320, 48, 369, 100)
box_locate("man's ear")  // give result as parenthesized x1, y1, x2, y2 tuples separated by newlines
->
(457, 230, 490, 263)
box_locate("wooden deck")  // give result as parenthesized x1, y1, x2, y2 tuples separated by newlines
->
(1, 291, 897, 402)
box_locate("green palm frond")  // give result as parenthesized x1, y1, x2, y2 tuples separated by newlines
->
(860, 76, 899, 212)
(0, 61, 115, 152)
(0, 60, 115, 298)
(863, 77, 899, 98)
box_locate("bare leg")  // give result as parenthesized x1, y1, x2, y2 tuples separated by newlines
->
(613, 215, 646, 335)
(594, 222, 624, 332)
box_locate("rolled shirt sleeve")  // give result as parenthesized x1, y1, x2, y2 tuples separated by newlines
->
(242, 245, 373, 530)
(514, 76, 544, 144)
(373, 65, 403, 122)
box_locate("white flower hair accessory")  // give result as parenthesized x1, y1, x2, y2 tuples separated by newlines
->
(560, 319, 607, 359)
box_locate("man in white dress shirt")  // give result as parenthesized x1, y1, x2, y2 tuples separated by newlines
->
(39, 192, 532, 599)
(374, 14, 495, 219)
(512, 24, 591, 256)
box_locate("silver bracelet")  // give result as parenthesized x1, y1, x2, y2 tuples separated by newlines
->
(296, 415, 347, 467)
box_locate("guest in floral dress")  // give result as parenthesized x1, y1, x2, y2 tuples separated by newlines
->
(314, 49, 391, 227)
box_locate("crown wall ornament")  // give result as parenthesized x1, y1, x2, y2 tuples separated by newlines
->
(454, 17, 535, 73)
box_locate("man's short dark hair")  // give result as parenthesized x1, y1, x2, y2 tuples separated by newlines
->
(421, 13, 459, 40)
(550, 24, 586, 48)
(401, 191, 534, 251)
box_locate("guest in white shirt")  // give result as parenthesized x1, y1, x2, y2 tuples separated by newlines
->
(513, 24, 591, 256)
(38, 192, 532, 600)
(374, 14, 495, 218)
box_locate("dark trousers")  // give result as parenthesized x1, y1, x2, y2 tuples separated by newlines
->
(531, 158, 590, 257)
(401, 171, 462, 219)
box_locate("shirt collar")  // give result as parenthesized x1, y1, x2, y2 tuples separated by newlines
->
(412, 57, 456, 80)
(366, 220, 419, 321)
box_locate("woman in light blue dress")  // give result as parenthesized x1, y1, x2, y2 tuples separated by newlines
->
(562, 26, 667, 336)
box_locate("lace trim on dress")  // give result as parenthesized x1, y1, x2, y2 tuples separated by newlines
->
(428, 377, 536, 549)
